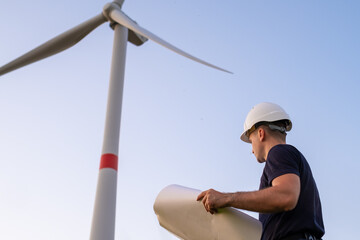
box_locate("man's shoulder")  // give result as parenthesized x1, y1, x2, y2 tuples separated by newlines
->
(269, 144, 299, 156)
(264, 144, 302, 181)
(267, 144, 302, 166)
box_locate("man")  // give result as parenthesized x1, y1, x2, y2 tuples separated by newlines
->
(197, 102, 325, 240)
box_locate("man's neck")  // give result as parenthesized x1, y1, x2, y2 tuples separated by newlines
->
(264, 138, 286, 160)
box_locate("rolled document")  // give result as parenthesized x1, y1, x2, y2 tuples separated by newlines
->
(154, 184, 262, 240)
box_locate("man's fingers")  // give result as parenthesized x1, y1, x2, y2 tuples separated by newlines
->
(197, 190, 207, 201)
(198, 191, 210, 212)
(197, 189, 220, 215)
(202, 195, 207, 205)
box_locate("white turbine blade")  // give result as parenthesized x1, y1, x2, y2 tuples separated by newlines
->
(0, 13, 107, 76)
(109, 9, 232, 74)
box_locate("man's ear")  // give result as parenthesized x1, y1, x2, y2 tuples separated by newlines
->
(258, 128, 265, 142)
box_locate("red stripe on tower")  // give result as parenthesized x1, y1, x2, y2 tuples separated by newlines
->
(99, 154, 118, 170)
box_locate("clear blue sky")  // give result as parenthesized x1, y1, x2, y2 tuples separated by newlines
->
(0, 0, 359, 239)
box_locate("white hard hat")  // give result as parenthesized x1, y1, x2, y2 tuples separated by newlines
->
(240, 102, 292, 143)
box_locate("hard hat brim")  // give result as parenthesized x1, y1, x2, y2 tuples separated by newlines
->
(240, 131, 251, 143)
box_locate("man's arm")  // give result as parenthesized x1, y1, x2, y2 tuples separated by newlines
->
(197, 173, 300, 214)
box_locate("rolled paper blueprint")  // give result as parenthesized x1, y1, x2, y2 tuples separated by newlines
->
(154, 184, 262, 240)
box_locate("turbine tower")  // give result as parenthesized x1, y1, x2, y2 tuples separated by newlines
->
(0, 1, 231, 239)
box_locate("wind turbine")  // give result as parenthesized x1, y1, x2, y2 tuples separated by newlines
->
(0, 0, 231, 239)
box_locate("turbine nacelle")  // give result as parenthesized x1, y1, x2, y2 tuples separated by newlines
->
(103, 2, 148, 46)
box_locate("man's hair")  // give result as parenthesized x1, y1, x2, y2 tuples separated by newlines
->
(256, 120, 289, 140)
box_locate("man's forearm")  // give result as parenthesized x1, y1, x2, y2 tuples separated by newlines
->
(226, 186, 296, 213)
(197, 174, 300, 214)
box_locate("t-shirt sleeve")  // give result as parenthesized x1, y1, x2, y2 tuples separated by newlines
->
(264, 146, 300, 185)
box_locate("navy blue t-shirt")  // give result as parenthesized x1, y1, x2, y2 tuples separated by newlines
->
(259, 144, 325, 240)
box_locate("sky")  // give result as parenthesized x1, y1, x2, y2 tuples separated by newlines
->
(0, 0, 359, 239)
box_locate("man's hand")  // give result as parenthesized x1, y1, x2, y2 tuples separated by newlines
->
(197, 189, 230, 214)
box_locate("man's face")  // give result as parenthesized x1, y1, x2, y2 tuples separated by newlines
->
(249, 129, 266, 163)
